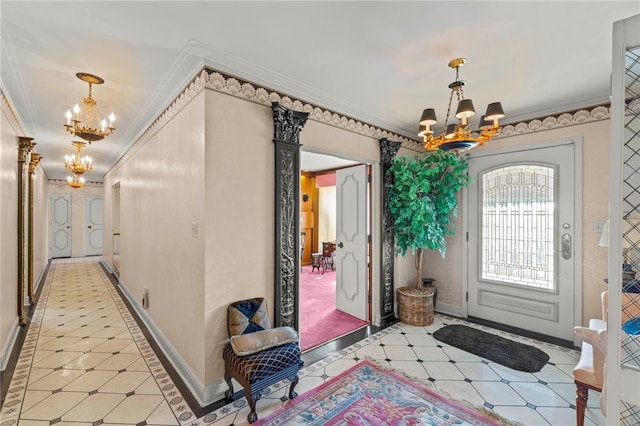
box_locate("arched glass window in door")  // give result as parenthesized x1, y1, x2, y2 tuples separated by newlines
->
(481, 164, 555, 290)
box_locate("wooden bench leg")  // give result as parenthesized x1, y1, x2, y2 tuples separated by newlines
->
(575, 381, 589, 426)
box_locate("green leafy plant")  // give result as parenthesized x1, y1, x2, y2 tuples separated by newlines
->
(387, 150, 472, 289)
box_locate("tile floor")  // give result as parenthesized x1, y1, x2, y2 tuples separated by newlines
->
(0, 258, 605, 425)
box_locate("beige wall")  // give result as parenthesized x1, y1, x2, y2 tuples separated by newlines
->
(103, 91, 206, 396)
(32, 165, 50, 288)
(0, 103, 20, 369)
(425, 120, 610, 327)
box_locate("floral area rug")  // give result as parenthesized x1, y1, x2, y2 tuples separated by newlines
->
(255, 360, 520, 425)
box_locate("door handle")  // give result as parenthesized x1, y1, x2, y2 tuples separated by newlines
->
(88, 225, 92, 229)
(338, 242, 344, 248)
(66, 225, 70, 229)
(561, 233, 572, 259)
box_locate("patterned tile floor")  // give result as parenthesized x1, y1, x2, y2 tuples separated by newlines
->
(0, 258, 604, 425)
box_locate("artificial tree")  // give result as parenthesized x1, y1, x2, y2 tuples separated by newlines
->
(387, 150, 472, 289)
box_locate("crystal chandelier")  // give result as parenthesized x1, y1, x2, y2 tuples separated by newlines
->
(67, 173, 85, 189)
(419, 58, 505, 152)
(64, 141, 93, 175)
(64, 73, 115, 143)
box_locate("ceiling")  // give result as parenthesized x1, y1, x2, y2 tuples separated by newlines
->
(2, 1, 638, 182)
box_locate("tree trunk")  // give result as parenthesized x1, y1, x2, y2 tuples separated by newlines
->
(415, 248, 424, 289)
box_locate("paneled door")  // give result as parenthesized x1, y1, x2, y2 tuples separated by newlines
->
(335, 164, 369, 321)
(466, 141, 579, 342)
(51, 193, 72, 258)
(84, 195, 103, 256)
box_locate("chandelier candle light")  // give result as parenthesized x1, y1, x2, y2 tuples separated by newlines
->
(64, 73, 115, 143)
(419, 58, 505, 152)
(67, 174, 85, 189)
(64, 141, 93, 175)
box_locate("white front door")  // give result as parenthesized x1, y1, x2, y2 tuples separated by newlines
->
(84, 195, 103, 256)
(51, 193, 72, 258)
(466, 142, 579, 342)
(335, 164, 369, 321)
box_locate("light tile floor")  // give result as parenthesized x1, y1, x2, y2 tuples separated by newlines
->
(0, 258, 605, 425)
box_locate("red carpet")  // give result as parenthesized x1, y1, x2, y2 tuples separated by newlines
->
(299, 265, 369, 351)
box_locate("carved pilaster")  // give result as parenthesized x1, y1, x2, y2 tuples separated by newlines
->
(17, 137, 35, 325)
(379, 138, 402, 326)
(28, 152, 42, 304)
(272, 103, 309, 329)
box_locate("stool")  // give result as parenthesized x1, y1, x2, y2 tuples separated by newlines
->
(311, 253, 323, 273)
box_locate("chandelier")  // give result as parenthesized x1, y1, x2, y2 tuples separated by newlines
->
(64, 73, 115, 143)
(64, 141, 93, 175)
(67, 173, 85, 189)
(419, 58, 505, 152)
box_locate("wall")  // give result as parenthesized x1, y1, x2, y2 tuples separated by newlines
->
(48, 180, 103, 258)
(425, 119, 610, 327)
(0, 95, 20, 370)
(102, 90, 206, 401)
(32, 166, 50, 289)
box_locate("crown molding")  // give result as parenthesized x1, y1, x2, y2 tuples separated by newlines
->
(131, 66, 613, 157)
(1, 87, 26, 136)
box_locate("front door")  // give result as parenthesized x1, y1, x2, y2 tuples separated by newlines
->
(335, 164, 369, 321)
(51, 193, 72, 258)
(84, 195, 103, 256)
(466, 141, 579, 342)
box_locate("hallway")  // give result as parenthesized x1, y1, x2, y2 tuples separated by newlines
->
(2, 258, 605, 425)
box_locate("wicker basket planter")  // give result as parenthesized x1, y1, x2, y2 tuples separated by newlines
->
(397, 286, 435, 326)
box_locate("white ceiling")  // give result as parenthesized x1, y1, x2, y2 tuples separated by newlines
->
(2, 1, 639, 181)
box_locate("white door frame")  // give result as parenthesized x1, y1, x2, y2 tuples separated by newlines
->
(462, 138, 583, 344)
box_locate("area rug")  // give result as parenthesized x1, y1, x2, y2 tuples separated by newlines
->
(255, 360, 519, 425)
(433, 324, 550, 373)
(299, 265, 368, 351)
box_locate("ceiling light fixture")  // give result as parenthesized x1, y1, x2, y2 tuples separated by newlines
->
(64, 73, 115, 143)
(67, 173, 85, 189)
(419, 58, 505, 152)
(64, 141, 93, 176)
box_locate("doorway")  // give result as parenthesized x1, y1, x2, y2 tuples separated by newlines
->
(299, 151, 371, 351)
(465, 140, 581, 343)
(51, 193, 72, 258)
(84, 195, 103, 256)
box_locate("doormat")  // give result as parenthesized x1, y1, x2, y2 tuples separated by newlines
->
(432, 324, 550, 372)
(255, 360, 521, 425)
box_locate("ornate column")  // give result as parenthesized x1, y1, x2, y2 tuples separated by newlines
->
(28, 151, 42, 304)
(18, 137, 36, 325)
(272, 102, 308, 329)
(379, 138, 402, 327)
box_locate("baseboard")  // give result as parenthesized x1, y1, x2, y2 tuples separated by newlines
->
(1, 319, 19, 372)
(434, 302, 462, 318)
(100, 260, 114, 275)
(116, 280, 225, 407)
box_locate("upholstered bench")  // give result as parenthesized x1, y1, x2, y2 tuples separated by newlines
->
(223, 298, 302, 423)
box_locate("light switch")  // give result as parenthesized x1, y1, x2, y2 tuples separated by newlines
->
(191, 222, 198, 238)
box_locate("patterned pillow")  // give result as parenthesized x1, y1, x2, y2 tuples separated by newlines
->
(230, 326, 299, 356)
(228, 298, 271, 337)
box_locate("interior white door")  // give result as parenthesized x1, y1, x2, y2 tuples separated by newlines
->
(84, 195, 103, 256)
(51, 193, 72, 258)
(335, 164, 369, 321)
(467, 143, 577, 342)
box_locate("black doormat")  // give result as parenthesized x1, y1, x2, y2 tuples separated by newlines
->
(432, 324, 550, 373)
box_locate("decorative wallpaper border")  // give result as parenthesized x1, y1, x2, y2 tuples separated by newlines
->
(1, 88, 25, 136)
(133, 67, 612, 154)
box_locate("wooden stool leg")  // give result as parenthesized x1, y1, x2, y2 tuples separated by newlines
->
(288, 374, 299, 400)
(575, 382, 589, 426)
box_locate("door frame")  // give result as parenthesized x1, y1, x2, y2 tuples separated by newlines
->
(462, 138, 583, 344)
(300, 149, 373, 324)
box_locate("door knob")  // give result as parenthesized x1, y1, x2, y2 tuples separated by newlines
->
(338, 242, 344, 248)
(66, 225, 70, 229)
(88, 225, 92, 229)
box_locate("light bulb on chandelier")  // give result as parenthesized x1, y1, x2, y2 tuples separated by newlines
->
(67, 174, 85, 189)
(419, 58, 505, 152)
(64, 141, 93, 175)
(64, 73, 115, 143)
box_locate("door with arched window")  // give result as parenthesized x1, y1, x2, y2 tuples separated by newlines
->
(466, 141, 580, 342)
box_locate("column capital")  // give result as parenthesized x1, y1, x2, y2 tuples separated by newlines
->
(379, 138, 402, 164)
(18, 137, 36, 162)
(28, 152, 42, 173)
